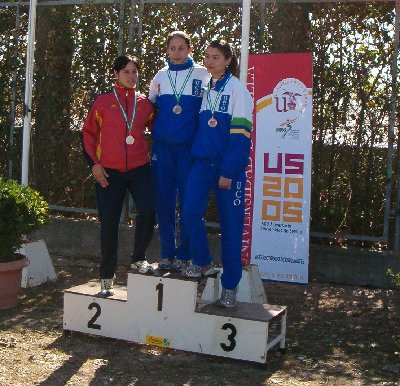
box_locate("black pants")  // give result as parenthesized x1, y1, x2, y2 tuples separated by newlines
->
(96, 163, 156, 279)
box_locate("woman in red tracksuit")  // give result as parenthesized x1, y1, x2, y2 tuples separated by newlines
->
(82, 55, 156, 296)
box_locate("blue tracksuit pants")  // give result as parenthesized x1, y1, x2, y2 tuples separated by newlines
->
(96, 163, 156, 279)
(151, 142, 192, 261)
(183, 159, 245, 290)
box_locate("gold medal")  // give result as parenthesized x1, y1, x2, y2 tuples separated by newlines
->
(172, 105, 182, 114)
(208, 117, 218, 127)
(126, 135, 135, 145)
(167, 66, 194, 116)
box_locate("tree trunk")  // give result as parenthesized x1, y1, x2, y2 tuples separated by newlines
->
(270, 4, 311, 53)
(32, 5, 74, 202)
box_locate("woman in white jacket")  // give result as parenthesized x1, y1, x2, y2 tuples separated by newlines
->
(149, 31, 210, 272)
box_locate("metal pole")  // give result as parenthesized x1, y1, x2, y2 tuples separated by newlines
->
(392, 0, 400, 250)
(21, 0, 38, 186)
(9, 4, 20, 180)
(259, 1, 265, 53)
(137, 0, 145, 55)
(128, 0, 137, 53)
(239, 0, 251, 84)
(118, 0, 125, 55)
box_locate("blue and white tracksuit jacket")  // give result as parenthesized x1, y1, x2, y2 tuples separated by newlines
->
(149, 57, 210, 261)
(183, 72, 253, 289)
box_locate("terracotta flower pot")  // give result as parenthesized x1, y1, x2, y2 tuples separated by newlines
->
(0, 257, 29, 310)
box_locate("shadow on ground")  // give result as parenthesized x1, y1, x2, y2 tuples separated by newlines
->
(0, 255, 399, 385)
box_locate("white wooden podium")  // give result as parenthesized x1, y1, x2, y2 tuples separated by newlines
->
(63, 270, 287, 363)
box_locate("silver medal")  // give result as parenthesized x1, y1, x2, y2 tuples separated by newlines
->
(208, 117, 218, 127)
(125, 135, 135, 145)
(173, 105, 182, 114)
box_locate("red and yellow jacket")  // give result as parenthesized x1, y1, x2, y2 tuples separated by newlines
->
(82, 84, 154, 172)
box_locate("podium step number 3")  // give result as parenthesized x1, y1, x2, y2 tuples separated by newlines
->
(63, 270, 287, 363)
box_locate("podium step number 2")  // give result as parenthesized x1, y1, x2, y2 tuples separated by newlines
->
(63, 271, 287, 363)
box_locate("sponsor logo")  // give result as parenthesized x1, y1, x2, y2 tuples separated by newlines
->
(146, 335, 171, 348)
(273, 78, 308, 139)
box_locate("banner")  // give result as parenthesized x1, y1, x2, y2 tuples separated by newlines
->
(243, 53, 313, 284)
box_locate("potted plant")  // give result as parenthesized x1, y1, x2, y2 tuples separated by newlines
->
(0, 178, 49, 309)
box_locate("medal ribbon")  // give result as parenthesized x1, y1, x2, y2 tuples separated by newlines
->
(206, 74, 232, 118)
(167, 65, 194, 106)
(113, 87, 137, 135)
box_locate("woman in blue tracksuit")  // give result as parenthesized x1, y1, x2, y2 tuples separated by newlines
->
(149, 31, 210, 272)
(182, 40, 253, 308)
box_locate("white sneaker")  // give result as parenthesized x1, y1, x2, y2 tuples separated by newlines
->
(181, 264, 217, 278)
(100, 276, 115, 296)
(214, 288, 237, 308)
(131, 260, 154, 274)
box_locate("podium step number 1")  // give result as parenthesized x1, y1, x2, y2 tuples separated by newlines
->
(63, 268, 287, 363)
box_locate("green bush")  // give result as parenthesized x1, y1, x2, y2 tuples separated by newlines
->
(0, 178, 49, 262)
(387, 268, 400, 287)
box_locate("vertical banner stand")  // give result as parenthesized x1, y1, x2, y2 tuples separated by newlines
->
(64, 270, 287, 363)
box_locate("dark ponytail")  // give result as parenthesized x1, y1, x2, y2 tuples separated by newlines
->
(208, 40, 239, 77)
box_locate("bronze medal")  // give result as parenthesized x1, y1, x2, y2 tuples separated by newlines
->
(208, 117, 218, 127)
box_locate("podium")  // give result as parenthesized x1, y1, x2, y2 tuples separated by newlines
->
(63, 270, 287, 363)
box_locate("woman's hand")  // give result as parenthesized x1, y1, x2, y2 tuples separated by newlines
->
(219, 176, 232, 190)
(92, 164, 109, 188)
